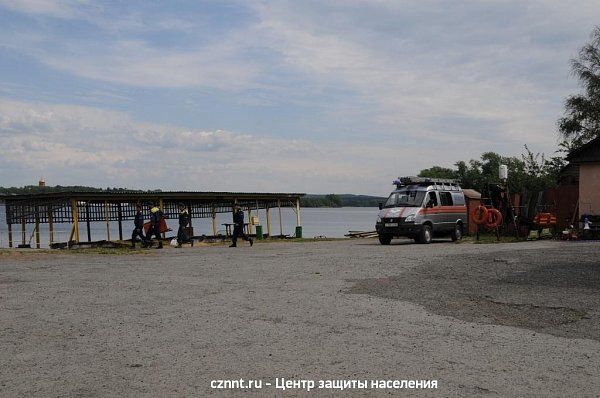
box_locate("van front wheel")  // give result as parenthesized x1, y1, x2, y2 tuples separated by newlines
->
(378, 234, 392, 245)
(419, 225, 432, 244)
(451, 223, 463, 242)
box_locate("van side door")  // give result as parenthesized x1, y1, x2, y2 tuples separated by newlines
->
(421, 191, 439, 227)
(438, 191, 455, 232)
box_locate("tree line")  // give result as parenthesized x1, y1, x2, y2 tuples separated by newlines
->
(420, 25, 600, 194)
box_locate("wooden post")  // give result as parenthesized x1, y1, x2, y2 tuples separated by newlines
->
(48, 206, 54, 246)
(70, 198, 80, 243)
(34, 206, 40, 249)
(21, 217, 26, 245)
(7, 223, 13, 248)
(211, 204, 217, 236)
(266, 207, 272, 238)
(104, 201, 110, 241)
(117, 203, 123, 241)
(85, 202, 92, 242)
(159, 199, 165, 239)
(247, 207, 253, 235)
(278, 199, 283, 237)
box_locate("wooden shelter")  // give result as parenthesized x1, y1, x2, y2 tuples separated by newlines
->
(0, 190, 304, 248)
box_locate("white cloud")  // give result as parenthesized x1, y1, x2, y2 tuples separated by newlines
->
(0, 98, 419, 194)
(1, 0, 598, 193)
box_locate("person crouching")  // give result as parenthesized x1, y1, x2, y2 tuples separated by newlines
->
(131, 204, 149, 248)
(176, 203, 194, 248)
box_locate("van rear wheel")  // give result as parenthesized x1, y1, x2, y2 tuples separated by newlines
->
(419, 225, 432, 244)
(451, 223, 463, 242)
(378, 234, 392, 245)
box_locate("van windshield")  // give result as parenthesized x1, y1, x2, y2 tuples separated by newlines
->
(384, 190, 426, 208)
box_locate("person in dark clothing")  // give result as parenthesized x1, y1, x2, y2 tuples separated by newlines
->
(147, 204, 164, 249)
(176, 203, 193, 248)
(230, 206, 253, 247)
(131, 204, 149, 248)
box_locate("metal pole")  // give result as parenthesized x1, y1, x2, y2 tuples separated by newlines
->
(295, 198, 301, 227)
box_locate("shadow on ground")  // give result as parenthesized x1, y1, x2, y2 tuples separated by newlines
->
(346, 247, 600, 341)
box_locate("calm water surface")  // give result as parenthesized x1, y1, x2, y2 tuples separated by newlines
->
(0, 205, 378, 248)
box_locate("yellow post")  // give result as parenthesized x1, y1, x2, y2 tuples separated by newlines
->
(247, 208, 253, 235)
(104, 201, 110, 241)
(21, 218, 26, 245)
(34, 206, 40, 249)
(278, 199, 283, 237)
(266, 207, 272, 238)
(48, 206, 54, 246)
(70, 198, 80, 243)
(211, 205, 217, 236)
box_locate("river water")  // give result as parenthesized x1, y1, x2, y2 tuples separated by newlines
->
(0, 205, 378, 248)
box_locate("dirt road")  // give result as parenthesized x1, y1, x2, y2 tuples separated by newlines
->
(1, 239, 599, 397)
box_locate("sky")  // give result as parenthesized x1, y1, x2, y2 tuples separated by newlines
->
(0, 0, 599, 195)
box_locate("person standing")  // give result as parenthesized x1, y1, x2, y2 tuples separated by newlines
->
(176, 203, 194, 248)
(131, 204, 149, 248)
(147, 203, 164, 249)
(230, 206, 253, 247)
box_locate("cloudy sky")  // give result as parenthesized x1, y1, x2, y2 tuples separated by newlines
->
(0, 0, 598, 195)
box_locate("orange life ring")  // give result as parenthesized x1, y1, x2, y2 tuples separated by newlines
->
(471, 205, 489, 225)
(486, 208, 503, 228)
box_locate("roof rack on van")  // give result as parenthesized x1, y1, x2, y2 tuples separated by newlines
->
(394, 176, 461, 191)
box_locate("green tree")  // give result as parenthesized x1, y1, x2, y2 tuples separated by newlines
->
(418, 166, 457, 179)
(558, 26, 600, 148)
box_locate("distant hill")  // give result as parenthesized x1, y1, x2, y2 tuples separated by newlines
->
(0, 186, 385, 208)
(301, 194, 386, 208)
(0, 185, 139, 195)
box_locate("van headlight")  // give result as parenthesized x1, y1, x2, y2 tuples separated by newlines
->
(404, 214, 415, 223)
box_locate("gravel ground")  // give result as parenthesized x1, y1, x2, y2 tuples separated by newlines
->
(1, 239, 599, 397)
